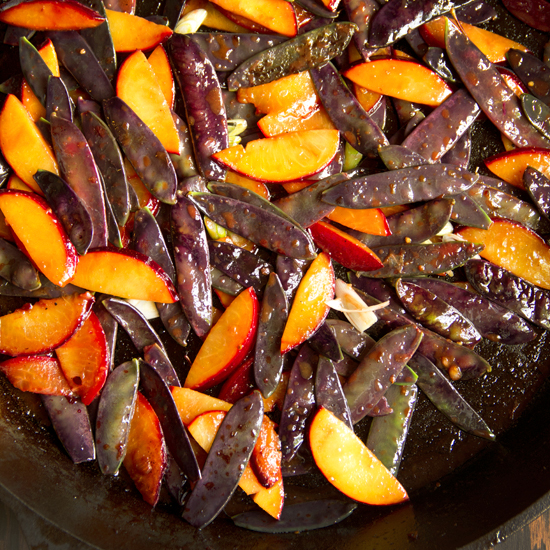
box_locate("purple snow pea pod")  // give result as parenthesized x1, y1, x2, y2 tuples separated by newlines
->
(524, 166, 550, 220)
(46, 76, 73, 122)
(0, 237, 40, 291)
(170, 110, 198, 180)
(3, 25, 33, 46)
(308, 320, 343, 362)
(423, 47, 460, 84)
(521, 94, 550, 141)
(326, 319, 376, 359)
(170, 34, 228, 182)
(342, 0, 379, 60)
(143, 343, 180, 387)
(276, 256, 310, 304)
(507, 48, 550, 107)
(441, 128, 472, 168)
(19, 36, 52, 106)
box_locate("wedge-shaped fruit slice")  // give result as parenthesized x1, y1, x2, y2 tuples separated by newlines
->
(457, 219, 550, 290)
(281, 252, 334, 354)
(0, 94, 58, 192)
(184, 287, 258, 390)
(484, 147, 550, 189)
(105, 8, 173, 51)
(55, 311, 109, 406)
(309, 407, 408, 505)
(171, 386, 232, 425)
(309, 221, 383, 272)
(0, 0, 105, 30)
(148, 45, 175, 109)
(259, 106, 335, 137)
(0, 190, 78, 286)
(117, 50, 179, 155)
(250, 415, 282, 489)
(326, 206, 390, 235)
(0, 292, 94, 356)
(212, 129, 340, 183)
(0, 355, 73, 395)
(182, 0, 247, 32)
(70, 249, 178, 303)
(208, 0, 297, 36)
(420, 16, 529, 63)
(344, 59, 453, 107)
(123, 391, 167, 507)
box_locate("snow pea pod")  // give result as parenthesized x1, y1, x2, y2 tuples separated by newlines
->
(209, 241, 272, 298)
(189, 33, 286, 72)
(441, 128, 472, 168)
(423, 47, 460, 84)
(521, 94, 550, 140)
(81, 110, 130, 227)
(0, 236, 40, 291)
(169, 34, 228, 182)
(345, 198, 453, 248)
(343, 324, 422, 424)
(342, 0, 379, 60)
(95, 359, 139, 475)
(378, 144, 428, 170)
(404, 277, 535, 345)
(33, 169, 94, 256)
(524, 166, 550, 220)
(360, 241, 484, 278)
(447, 193, 492, 229)
(170, 110, 198, 180)
(19, 36, 52, 106)
(254, 272, 288, 398)
(308, 320, 343, 362)
(171, 194, 212, 339)
(103, 97, 177, 205)
(46, 76, 73, 122)
(42, 395, 96, 464)
(50, 115, 108, 249)
(410, 354, 495, 440)
(226, 23, 357, 91)
(400, 88, 480, 163)
(189, 193, 316, 259)
(310, 62, 388, 158)
(182, 391, 263, 528)
(279, 344, 317, 463)
(369, 0, 473, 47)
(275, 256, 309, 304)
(366, 383, 418, 475)
(326, 319, 376, 359)
(445, 21, 550, 149)
(322, 164, 478, 208)
(0, 275, 82, 298)
(47, 31, 114, 102)
(210, 267, 244, 296)
(507, 49, 550, 107)
(464, 258, 550, 330)
(395, 279, 482, 345)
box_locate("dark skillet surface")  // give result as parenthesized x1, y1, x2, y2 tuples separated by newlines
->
(1, 1, 550, 548)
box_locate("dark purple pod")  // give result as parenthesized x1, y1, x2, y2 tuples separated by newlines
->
(366, 383, 418, 475)
(79, 0, 117, 81)
(170, 110, 198, 180)
(254, 272, 288, 398)
(464, 258, 550, 330)
(524, 166, 550, 221)
(139, 361, 201, 483)
(279, 344, 318, 464)
(208, 241, 272, 298)
(233, 499, 357, 533)
(368, 0, 472, 46)
(447, 193, 492, 229)
(19, 36, 52, 106)
(343, 325, 422, 424)
(392, 98, 425, 127)
(521, 94, 550, 140)
(400, 88, 480, 163)
(50, 115, 108, 249)
(378, 144, 428, 170)
(0, 275, 82, 298)
(47, 31, 114, 102)
(182, 391, 263, 528)
(189, 33, 286, 72)
(41, 395, 96, 464)
(350, 288, 491, 380)
(189, 193, 316, 259)
(445, 22, 550, 149)
(395, 279, 482, 345)
(507, 49, 550, 107)
(273, 174, 349, 228)
(342, 0, 379, 60)
(441, 128, 472, 168)
(100, 173, 122, 248)
(169, 34, 228, 182)
(77, 97, 102, 118)
(310, 62, 388, 157)
(456, 0, 496, 23)
(210, 267, 244, 296)
(410, 354, 495, 440)
(164, 451, 186, 505)
(406, 277, 535, 345)
(33, 169, 94, 255)
(3, 25, 34, 46)
(103, 97, 177, 205)
(95, 359, 140, 475)
(81, 110, 130, 227)
(325, 319, 376, 359)
(93, 297, 118, 371)
(322, 164, 478, 209)
(276, 256, 310, 305)
(46, 76, 73, 122)
(362, 241, 484, 278)
(405, 27, 429, 58)
(156, 302, 191, 348)
(226, 23, 357, 91)
(171, 194, 212, 339)
(345, 198, 453, 248)
(422, 47, 459, 84)
(389, 111, 426, 145)
(333, 354, 359, 377)
(315, 356, 353, 430)
(0, 237, 40, 291)
(102, 297, 165, 353)
(308, 320, 343, 362)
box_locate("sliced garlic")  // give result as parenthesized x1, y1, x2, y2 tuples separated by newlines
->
(126, 299, 159, 320)
(175, 9, 207, 34)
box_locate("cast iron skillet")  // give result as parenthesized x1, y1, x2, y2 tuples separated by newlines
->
(1, 1, 550, 548)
